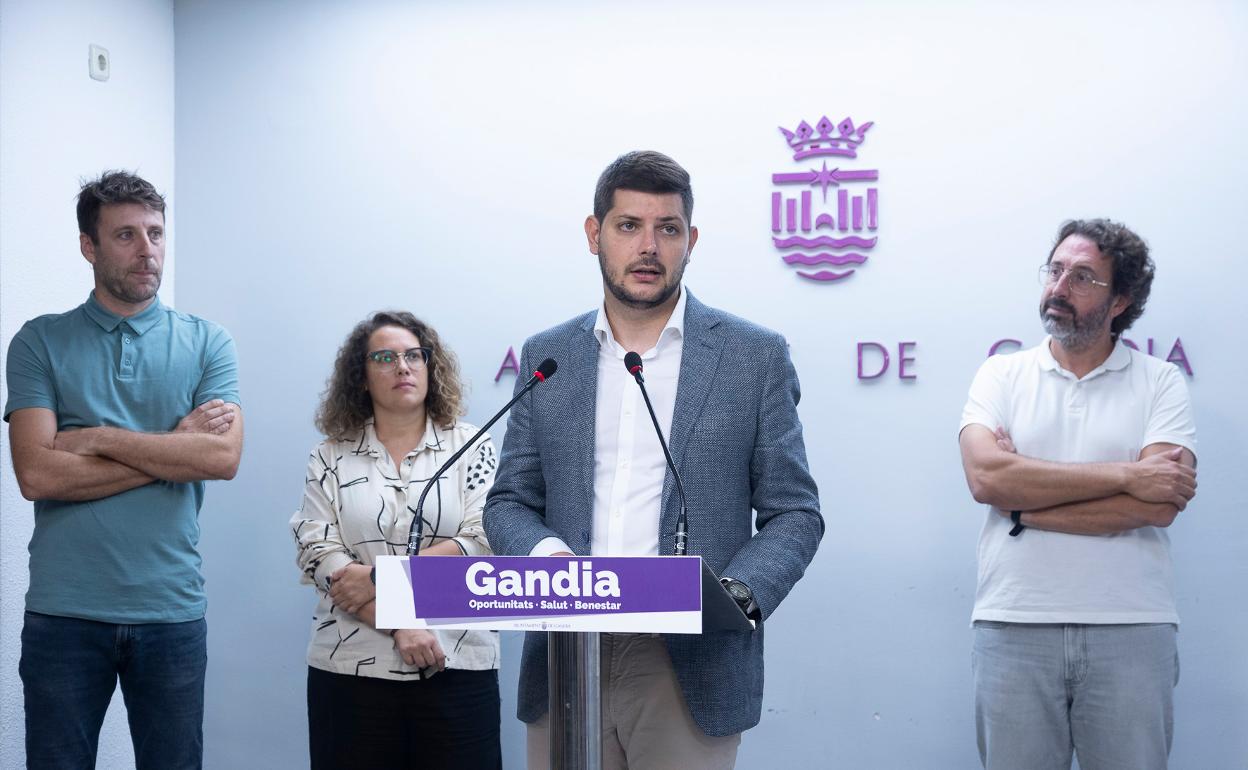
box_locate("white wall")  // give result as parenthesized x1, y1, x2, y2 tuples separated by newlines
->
(172, 1, 1248, 767)
(1, 0, 1241, 767)
(0, 1, 175, 767)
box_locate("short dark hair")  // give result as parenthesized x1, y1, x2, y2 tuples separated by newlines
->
(77, 170, 166, 243)
(314, 311, 465, 440)
(593, 151, 694, 224)
(1048, 218, 1154, 335)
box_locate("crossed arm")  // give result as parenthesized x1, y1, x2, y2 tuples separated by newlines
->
(9, 400, 243, 502)
(958, 423, 1196, 535)
(290, 447, 451, 671)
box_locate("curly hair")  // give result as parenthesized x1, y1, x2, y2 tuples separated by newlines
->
(1049, 218, 1155, 335)
(315, 311, 465, 440)
(77, 170, 166, 242)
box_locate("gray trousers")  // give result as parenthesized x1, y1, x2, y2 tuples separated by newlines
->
(973, 622, 1179, 770)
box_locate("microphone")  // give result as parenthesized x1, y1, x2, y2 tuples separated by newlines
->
(623, 352, 689, 556)
(406, 358, 557, 555)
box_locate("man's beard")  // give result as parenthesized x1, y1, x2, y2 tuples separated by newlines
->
(1040, 296, 1112, 351)
(100, 263, 162, 305)
(599, 251, 687, 310)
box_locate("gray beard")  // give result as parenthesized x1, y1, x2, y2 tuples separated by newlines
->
(1040, 298, 1112, 352)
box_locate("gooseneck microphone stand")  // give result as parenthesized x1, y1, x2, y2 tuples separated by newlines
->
(624, 351, 689, 555)
(406, 359, 557, 556)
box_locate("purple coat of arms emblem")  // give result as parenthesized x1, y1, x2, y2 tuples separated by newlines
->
(771, 115, 879, 282)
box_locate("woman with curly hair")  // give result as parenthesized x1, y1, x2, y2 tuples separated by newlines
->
(291, 311, 501, 769)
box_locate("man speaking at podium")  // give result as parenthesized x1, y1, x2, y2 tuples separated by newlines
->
(485, 151, 823, 768)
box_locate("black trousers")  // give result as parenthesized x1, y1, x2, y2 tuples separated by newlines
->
(307, 666, 502, 770)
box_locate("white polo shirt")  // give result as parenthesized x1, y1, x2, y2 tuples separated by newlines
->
(959, 337, 1197, 625)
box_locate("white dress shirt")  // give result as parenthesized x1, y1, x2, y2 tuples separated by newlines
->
(532, 288, 687, 556)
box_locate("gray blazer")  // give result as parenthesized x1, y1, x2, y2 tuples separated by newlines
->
(483, 290, 823, 737)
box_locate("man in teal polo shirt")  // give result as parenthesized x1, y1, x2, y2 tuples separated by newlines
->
(5, 171, 243, 769)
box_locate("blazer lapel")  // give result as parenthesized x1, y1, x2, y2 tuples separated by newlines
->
(660, 291, 723, 551)
(568, 314, 600, 544)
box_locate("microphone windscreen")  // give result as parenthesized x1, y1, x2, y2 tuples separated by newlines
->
(624, 351, 643, 374)
(535, 358, 558, 380)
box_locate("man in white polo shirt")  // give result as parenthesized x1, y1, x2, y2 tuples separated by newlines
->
(958, 218, 1197, 770)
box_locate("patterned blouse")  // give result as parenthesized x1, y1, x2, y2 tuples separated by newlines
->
(291, 418, 499, 680)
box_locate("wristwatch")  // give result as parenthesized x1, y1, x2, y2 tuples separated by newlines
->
(720, 577, 761, 621)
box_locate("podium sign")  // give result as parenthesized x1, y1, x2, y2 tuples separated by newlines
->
(375, 555, 703, 633)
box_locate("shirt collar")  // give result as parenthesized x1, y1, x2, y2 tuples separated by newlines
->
(593, 285, 687, 355)
(360, 417, 445, 459)
(1038, 335, 1132, 379)
(83, 292, 164, 335)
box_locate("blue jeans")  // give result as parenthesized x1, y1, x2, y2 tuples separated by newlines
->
(20, 611, 207, 770)
(972, 622, 1178, 770)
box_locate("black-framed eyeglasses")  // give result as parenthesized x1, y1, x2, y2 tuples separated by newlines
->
(1038, 264, 1110, 295)
(366, 347, 432, 372)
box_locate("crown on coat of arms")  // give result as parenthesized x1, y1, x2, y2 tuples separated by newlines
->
(779, 116, 873, 160)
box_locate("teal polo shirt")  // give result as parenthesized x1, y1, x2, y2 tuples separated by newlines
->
(4, 293, 240, 623)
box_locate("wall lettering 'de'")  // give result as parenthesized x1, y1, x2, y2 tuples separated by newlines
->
(772, 115, 879, 283)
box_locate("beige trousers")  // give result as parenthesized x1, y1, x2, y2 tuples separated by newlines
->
(526, 633, 741, 770)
